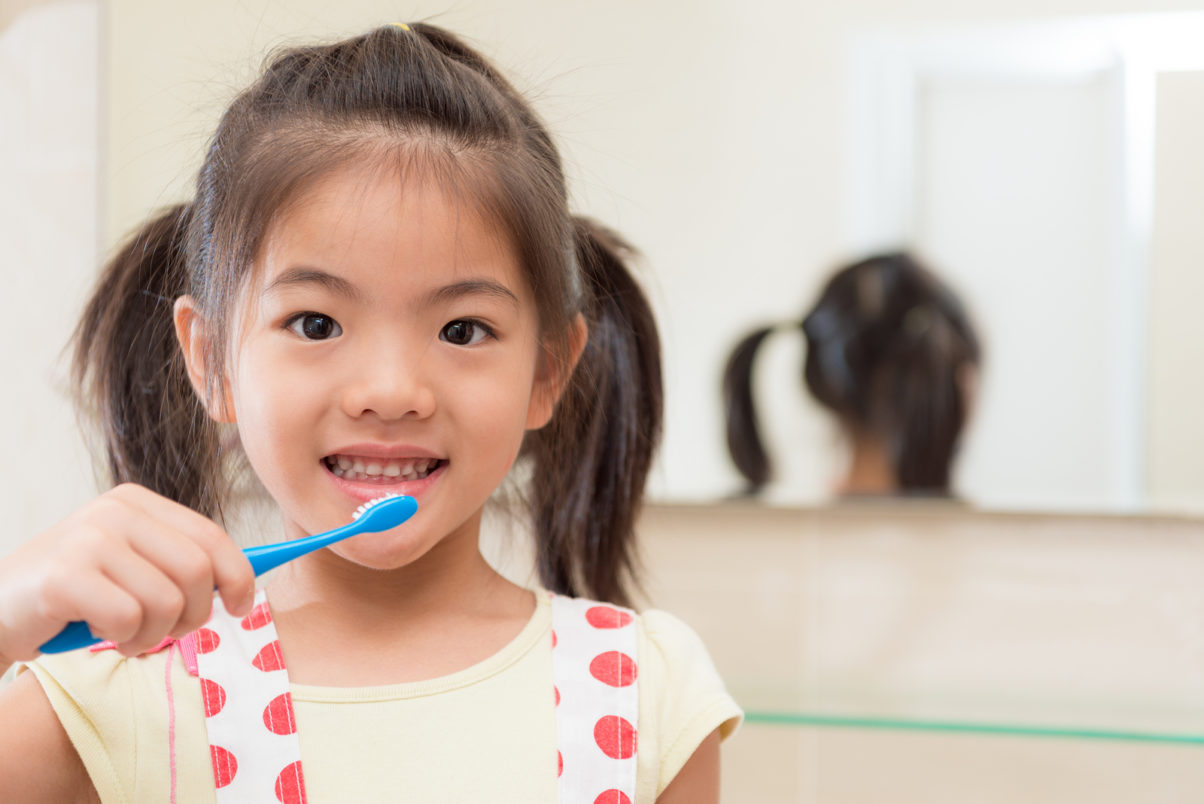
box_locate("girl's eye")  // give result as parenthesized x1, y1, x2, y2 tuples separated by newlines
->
(440, 319, 491, 346)
(287, 313, 342, 341)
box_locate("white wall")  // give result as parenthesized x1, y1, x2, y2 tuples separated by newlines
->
(0, 1, 99, 556)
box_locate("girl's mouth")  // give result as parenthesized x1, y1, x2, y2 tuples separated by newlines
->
(322, 454, 446, 483)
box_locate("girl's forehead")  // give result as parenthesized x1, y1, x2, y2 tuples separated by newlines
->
(253, 161, 526, 295)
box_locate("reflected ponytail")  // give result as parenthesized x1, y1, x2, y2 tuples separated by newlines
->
(524, 218, 662, 607)
(721, 326, 776, 494)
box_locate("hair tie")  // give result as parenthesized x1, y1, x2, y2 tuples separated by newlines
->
(802, 308, 840, 342)
(391, 23, 411, 31)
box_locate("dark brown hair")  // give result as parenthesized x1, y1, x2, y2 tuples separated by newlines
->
(723, 252, 980, 496)
(73, 23, 661, 606)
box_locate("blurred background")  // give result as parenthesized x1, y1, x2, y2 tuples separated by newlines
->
(4, 0, 1204, 800)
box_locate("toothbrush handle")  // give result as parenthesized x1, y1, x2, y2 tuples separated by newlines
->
(39, 621, 99, 654)
(240, 521, 356, 576)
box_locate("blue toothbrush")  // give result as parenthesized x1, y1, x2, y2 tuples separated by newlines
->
(39, 494, 417, 654)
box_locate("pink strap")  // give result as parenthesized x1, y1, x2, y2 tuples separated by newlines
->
(177, 631, 200, 676)
(88, 636, 174, 655)
(165, 640, 179, 803)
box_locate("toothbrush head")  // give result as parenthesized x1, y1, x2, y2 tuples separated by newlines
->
(351, 494, 418, 533)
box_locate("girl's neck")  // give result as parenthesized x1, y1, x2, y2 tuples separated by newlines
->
(836, 433, 898, 497)
(262, 512, 536, 686)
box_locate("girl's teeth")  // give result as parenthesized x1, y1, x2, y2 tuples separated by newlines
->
(325, 455, 441, 482)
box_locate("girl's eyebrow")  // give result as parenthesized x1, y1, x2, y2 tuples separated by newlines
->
(263, 268, 519, 309)
(262, 267, 366, 302)
(425, 279, 519, 309)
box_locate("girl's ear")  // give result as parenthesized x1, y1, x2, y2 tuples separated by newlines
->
(526, 313, 588, 430)
(173, 295, 236, 423)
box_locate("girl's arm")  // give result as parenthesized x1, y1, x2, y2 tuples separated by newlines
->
(656, 728, 722, 803)
(0, 671, 98, 803)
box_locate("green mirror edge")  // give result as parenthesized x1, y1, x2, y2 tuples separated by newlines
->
(742, 711, 1204, 745)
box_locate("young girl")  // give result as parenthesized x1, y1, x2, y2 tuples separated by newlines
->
(723, 252, 981, 498)
(0, 23, 740, 802)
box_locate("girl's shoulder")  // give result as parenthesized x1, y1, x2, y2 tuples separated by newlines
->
(23, 639, 184, 711)
(630, 607, 743, 742)
(21, 642, 209, 801)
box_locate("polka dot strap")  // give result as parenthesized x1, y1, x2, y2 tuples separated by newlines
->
(550, 594, 639, 804)
(190, 590, 307, 803)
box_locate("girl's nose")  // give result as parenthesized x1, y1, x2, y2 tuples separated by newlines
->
(339, 348, 436, 422)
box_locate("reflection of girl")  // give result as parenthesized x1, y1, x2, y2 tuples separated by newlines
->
(724, 252, 981, 498)
(0, 24, 740, 801)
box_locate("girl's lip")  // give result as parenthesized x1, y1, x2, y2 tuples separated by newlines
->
(325, 442, 442, 461)
(322, 459, 445, 505)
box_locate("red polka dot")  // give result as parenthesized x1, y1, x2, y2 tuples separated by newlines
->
(263, 692, 298, 735)
(551, 629, 558, 648)
(594, 792, 632, 804)
(200, 678, 227, 718)
(195, 628, 221, 654)
(585, 606, 633, 629)
(240, 602, 273, 630)
(557, 749, 563, 777)
(274, 760, 307, 804)
(253, 640, 286, 672)
(554, 685, 561, 706)
(210, 745, 238, 788)
(589, 651, 638, 688)
(594, 715, 637, 759)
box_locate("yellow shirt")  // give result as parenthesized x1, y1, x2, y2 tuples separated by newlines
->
(23, 592, 742, 803)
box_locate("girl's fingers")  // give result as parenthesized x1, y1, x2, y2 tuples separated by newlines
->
(95, 549, 186, 655)
(41, 569, 145, 649)
(110, 484, 256, 617)
(120, 526, 215, 638)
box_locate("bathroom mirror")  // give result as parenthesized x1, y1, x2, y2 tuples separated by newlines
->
(611, 11, 1204, 514)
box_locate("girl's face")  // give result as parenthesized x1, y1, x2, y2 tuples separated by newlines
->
(192, 161, 565, 569)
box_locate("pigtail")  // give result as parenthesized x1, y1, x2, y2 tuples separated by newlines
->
(525, 218, 662, 607)
(721, 325, 777, 493)
(72, 204, 223, 516)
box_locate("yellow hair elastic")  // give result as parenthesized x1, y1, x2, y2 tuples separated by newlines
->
(391, 23, 411, 31)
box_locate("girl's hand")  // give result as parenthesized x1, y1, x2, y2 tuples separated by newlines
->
(0, 483, 255, 666)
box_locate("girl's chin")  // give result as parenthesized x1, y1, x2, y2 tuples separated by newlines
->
(326, 533, 427, 571)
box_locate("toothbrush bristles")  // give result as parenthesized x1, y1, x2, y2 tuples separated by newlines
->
(352, 493, 402, 519)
